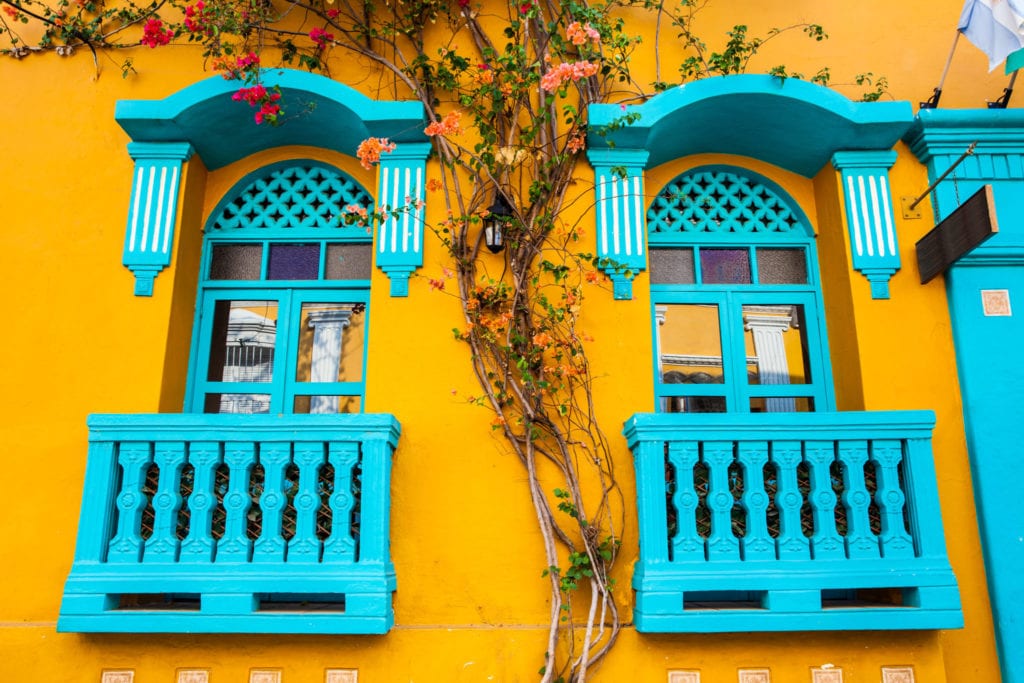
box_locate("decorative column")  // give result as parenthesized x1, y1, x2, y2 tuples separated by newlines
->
(376, 142, 431, 297)
(743, 307, 795, 413)
(308, 308, 353, 413)
(586, 148, 650, 300)
(831, 150, 902, 299)
(122, 142, 194, 296)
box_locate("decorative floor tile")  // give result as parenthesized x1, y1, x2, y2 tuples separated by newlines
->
(982, 289, 1012, 316)
(882, 667, 915, 683)
(668, 671, 700, 683)
(101, 672, 134, 683)
(811, 667, 843, 683)
(326, 670, 358, 683)
(178, 670, 210, 683)
(250, 670, 282, 683)
(738, 669, 770, 683)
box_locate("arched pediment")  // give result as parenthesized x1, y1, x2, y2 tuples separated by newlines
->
(588, 75, 914, 178)
(115, 69, 428, 170)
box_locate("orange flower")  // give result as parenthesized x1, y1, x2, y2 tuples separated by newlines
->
(427, 178, 443, 192)
(532, 331, 553, 347)
(424, 110, 463, 137)
(356, 137, 397, 170)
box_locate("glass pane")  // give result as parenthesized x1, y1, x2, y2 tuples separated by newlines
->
(700, 248, 751, 284)
(295, 303, 366, 385)
(750, 396, 813, 413)
(661, 395, 727, 413)
(206, 300, 278, 382)
(649, 248, 695, 285)
(742, 304, 810, 386)
(210, 244, 262, 280)
(205, 393, 271, 414)
(325, 243, 373, 280)
(268, 243, 320, 280)
(757, 248, 808, 284)
(657, 303, 726, 384)
(293, 396, 362, 414)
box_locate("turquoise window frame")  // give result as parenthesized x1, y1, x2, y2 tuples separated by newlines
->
(649, 165, 836, 413)
(184, 160, 374, 414)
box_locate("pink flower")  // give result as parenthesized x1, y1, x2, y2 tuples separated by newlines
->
(566, 21, 600, 47)
(140, 18, 172, 48)
(310, 27, 334, 48)
(540, 60, 598, 92)
(326, 8, 340, 17)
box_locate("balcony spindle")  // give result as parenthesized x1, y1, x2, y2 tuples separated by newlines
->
(179, 441, 222, 562)
(837, 440, 880, 559)
(107, 442, 153, 563)
(771, 441, 809, 560)
(703, 442, 739, 560)
(288, 442, 326, 562)
(253, 442, 289, 562)
(871, 440, 915, 559)
(144, 442, 186, 562)
(738, 442, 773, 560)
(805, 441, 844, 559)
(668, 442, 703, 561)
(217, 442, 255, 562)
(324, 442, 358, 561)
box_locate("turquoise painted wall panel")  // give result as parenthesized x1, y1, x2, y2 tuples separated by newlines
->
(624, 411, 962, 633)
(587, 148, 650, 299)
(59, 413, 400, 634)
(375, 142, 431, 296)
(831, 151, 901, 299)
(906, 109, 1024, 683)
(122, 142, 194, 296)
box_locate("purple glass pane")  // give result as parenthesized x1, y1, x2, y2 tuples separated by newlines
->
(700, 248, 751, 284)
(268, 243, 320, 280)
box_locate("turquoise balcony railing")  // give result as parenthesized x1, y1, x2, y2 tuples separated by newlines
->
(624, 411, 962, 632)
(59, 413, 400, 634)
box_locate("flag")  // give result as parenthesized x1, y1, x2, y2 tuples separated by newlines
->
(959, 0, 1024, 71)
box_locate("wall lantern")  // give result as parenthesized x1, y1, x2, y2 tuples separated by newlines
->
(484, 191, 514, 253)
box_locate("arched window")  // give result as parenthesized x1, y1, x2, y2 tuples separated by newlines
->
(185, 160, 375, 415)
(648, 166, 835, 413)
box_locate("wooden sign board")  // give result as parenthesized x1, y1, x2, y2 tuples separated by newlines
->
(916, 185, 999, 284)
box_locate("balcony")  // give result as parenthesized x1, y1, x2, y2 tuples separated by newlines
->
(624, 410, 962, 632)
(59, 413, 400, 634)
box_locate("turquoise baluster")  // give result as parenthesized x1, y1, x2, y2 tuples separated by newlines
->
(703, 441, 739, 560)
(837, 440, 880, 559)
(871, 439, 915, 559)
(216, 442, 255, 563)
(288, 442, 326, 563)
(805, 441, 845, 559)
(771, 441, 809, 560)
(738, 441, 773, 561)
(324, 442, 358, 562)
(668, 442, 703, 562)
(253, 442, 290, 563)
(107, 442, 153, 563)
(143, 442, 186, 563)
(180, 441, 221, 562)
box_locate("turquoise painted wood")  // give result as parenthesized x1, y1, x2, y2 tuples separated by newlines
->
(121, 142, 194, 296)
(58, 413, 400, 634)
(623, 411, 962, 632)
(831, 151, 901, 299)
(586, 148, 650, 299)
(905, 109, 1024, 683)
(375, 142, 431, 296)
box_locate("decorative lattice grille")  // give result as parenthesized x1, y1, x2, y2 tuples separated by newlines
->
(647, 170, 802, 235)
(211, 165, 373, 231)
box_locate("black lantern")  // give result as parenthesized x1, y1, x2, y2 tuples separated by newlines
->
(483, 191, 514, 253)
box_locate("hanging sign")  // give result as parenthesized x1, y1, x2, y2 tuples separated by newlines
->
(916, 184, 998, 284)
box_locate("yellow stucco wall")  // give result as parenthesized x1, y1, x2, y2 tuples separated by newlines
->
(0, 1, 1012, 681)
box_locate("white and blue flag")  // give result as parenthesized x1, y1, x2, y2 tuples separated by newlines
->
(959, 0, 1024, 72)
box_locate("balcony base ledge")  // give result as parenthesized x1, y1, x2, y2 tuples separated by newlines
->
(57, 612, 393, 635)
(634, 607, 964, 633)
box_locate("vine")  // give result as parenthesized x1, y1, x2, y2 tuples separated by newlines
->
(3, 0, 882, 678)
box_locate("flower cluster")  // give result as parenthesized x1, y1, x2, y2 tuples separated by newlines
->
(140, 18, 172, 48)
(540, 60, 599, 92)
(214, 52, 259, 80)
(566, 21, 600, 47)
(310, 27, 334, 48)
(232, 84, 282, 125)
(356, 137, 397, 170)
(567, 132, 586, 153)
(183, 1, 211, 34)
(424, 110, 463, 137)
(340, 203, 369, 226)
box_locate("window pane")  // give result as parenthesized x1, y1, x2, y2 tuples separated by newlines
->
(649, 248, 695, 285)
(657, 304, 726, 384)
(756, 248, 808, 284)
(268, 243, 320, 280)
(700, 248, 751, 284)
(750, 396, 814, 413)
(205, 393, 271, 414)
(661, 395, 727, 413)
(325, 243, 373, 280)
(295, 303, 366, 385)
(293, 396, 362, 414)
(207, 300, 278, 383)
(742, 304, 810, 386)
(210, 244, 262, 280)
